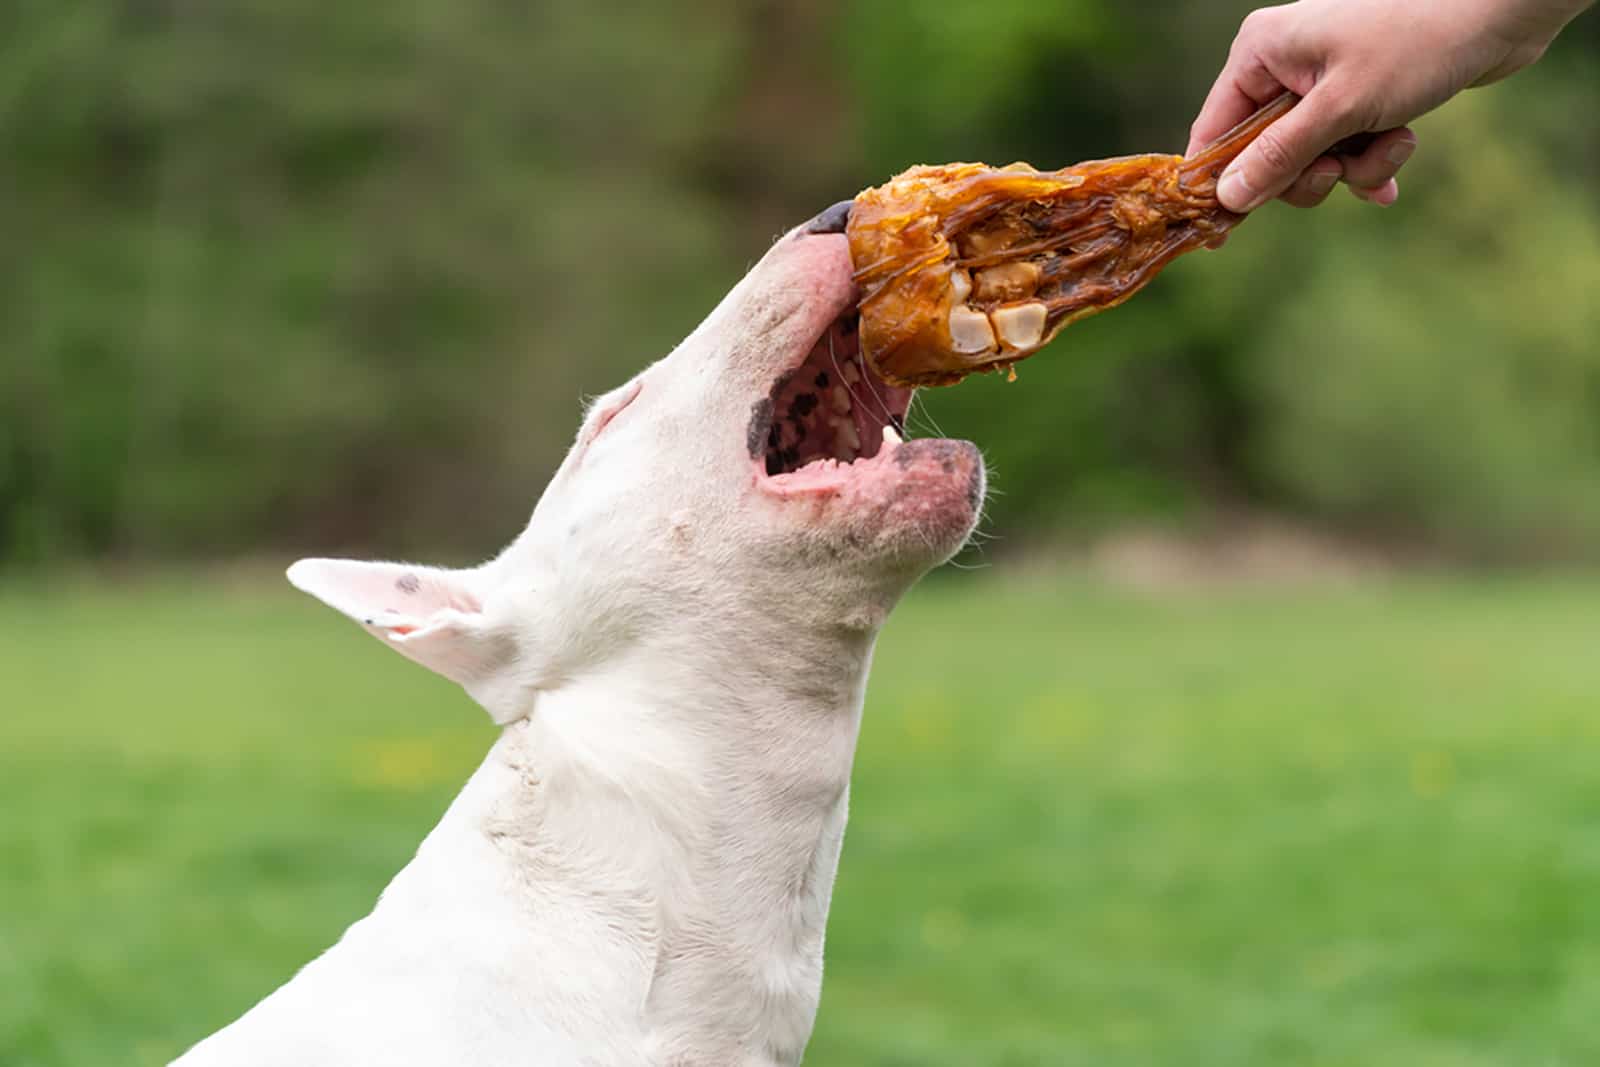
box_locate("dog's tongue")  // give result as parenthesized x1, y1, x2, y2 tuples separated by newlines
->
(846, 92, 1297, 388)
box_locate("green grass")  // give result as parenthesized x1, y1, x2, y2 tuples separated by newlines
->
(3, 569, 1599, 1065)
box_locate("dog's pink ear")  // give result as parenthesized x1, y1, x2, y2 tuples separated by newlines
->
(286, 558, 529, 723)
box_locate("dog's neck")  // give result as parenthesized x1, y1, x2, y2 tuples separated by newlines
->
(383, 624, 879, 1065)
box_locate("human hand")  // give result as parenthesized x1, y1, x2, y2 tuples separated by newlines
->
(1188, 0, 1593, 212)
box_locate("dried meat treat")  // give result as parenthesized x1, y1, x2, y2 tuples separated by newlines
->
(847, 93, 1296, 387)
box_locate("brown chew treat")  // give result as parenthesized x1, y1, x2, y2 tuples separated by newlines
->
(847, 92, 1297, 387)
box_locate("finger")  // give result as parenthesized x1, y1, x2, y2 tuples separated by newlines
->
(1216, 82, 1369, 213)
(1278, 157, 1344, 209)
(1335, 127, 1416, 190)
(1349, 179, 1400, 207)
(1188, 80, 1263, 157)
(1187, 55, 1301, 156)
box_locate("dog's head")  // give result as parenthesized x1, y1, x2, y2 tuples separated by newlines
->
(288, 205, 985, 723)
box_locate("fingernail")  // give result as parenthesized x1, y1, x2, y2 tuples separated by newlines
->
(1217, 169, 1260, 212)
(1387, 140, 1416, 166)
(1353, 184, 1395, 207)
(1308, 171, 1338, 196)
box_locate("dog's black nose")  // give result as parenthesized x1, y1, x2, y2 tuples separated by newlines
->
(801, 199, 853, 235)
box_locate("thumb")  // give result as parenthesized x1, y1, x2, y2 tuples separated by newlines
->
(1216, 85, 1366, 212)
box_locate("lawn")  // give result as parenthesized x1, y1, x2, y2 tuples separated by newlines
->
(3, 568, 1598, 1065)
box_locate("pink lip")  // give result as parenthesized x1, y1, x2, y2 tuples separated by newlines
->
(756, 431, 905, 498)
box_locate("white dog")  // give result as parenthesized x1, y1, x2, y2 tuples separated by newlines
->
(174, 203, 985, 1066)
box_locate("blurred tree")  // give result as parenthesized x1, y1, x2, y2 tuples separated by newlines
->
(1243, 84, 1600, 557)
(3, 0, 1598, 564)
(1, 0, 746, 560)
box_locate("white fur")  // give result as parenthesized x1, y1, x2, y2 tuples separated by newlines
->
(173, 225, 984, 1066)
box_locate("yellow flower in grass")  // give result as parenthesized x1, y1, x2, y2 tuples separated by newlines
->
(1409, 749, 1455, 799)
(349, 737, 455, 791)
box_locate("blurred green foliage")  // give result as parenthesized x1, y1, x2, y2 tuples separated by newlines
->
(2, 1, 1598, 563)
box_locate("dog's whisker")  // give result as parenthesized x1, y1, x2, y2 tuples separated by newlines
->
(905, 391, 951, 441)
(827, 329, 895, 437)
(840, 332, 904, 433)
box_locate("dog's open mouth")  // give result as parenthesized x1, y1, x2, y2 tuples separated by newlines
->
(757, 309, 915, 489)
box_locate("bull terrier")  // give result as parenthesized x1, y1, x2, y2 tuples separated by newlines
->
(174, 202, 985, 1066)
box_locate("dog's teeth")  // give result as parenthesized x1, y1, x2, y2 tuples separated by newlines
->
(831, 386, 852, 415)
(842, 361, 861, 384)
(882, 424, 903, 446)
(948, 305, 996, 354)
(991, 301, 1048, 350)
(838, 420, 860, 452)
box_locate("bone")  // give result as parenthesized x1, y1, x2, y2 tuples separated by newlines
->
(841, 360, 861, 385)
(948, 305, 997, 354)
(990, 302, 1049, 350)
(882, 424, 903, 446)
(831, 386, 853, 415)
(847, 94, 1300, 386)
(973, 261, 1041, 303)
